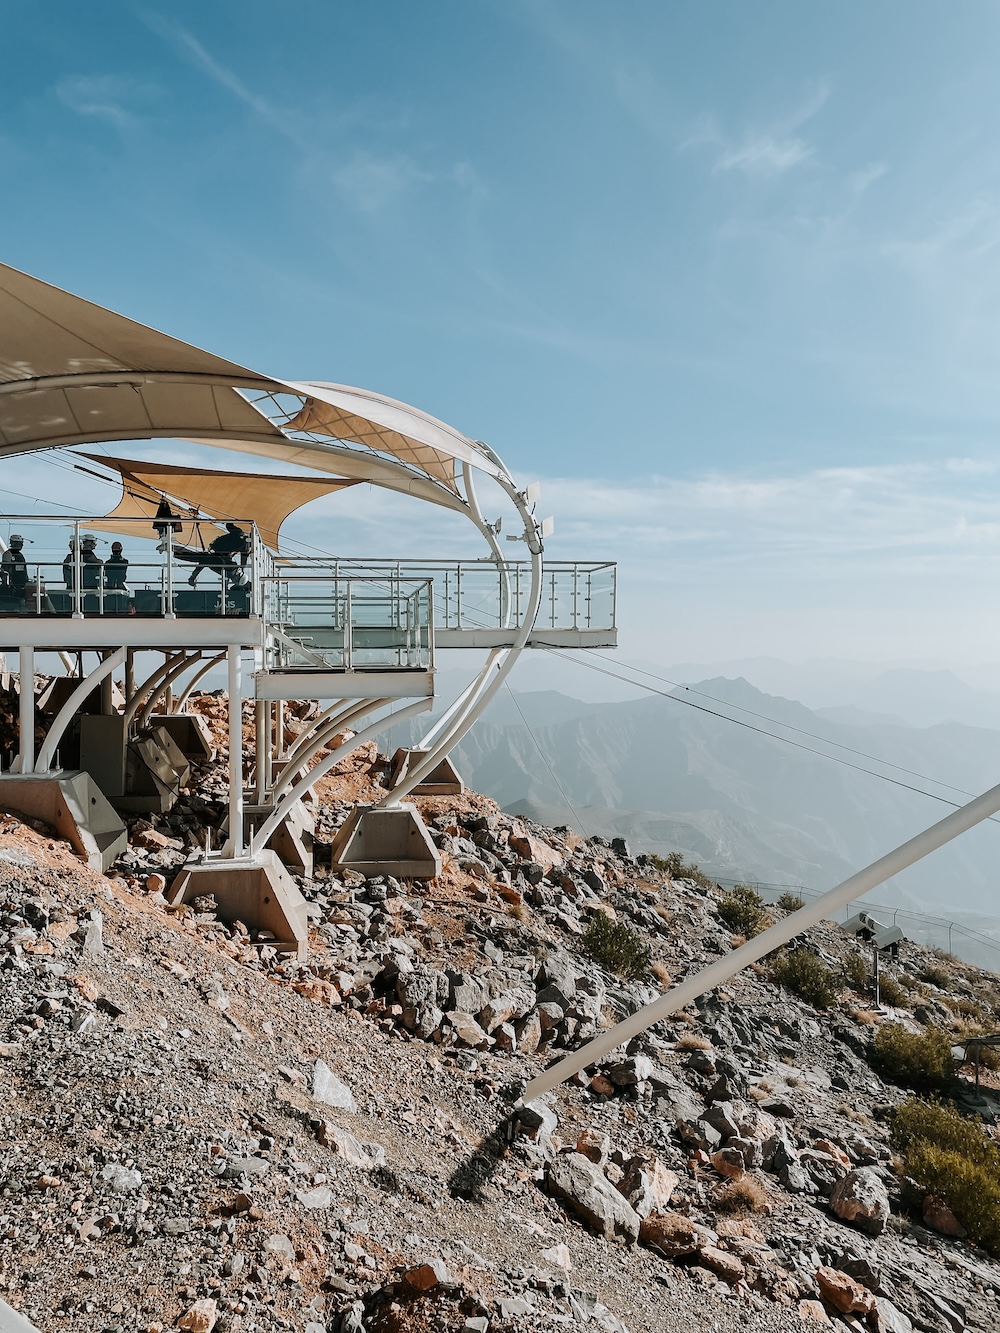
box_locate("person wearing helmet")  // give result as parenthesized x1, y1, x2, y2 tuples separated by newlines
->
(104, 541, 129, 590)
(1, 534, 28, 595)
(63, 534, 103, 591)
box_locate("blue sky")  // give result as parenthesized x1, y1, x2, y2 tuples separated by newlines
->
(6, 2, 1000, 663)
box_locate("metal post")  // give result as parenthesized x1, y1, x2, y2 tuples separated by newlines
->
(72, 521, 82, 619)
(165, 526, 175, 618)
(18, 646, 34, 774)
(228, 645, 244, 858)
(254, 699, 268, 803)
(873, 945, 880, 1007)
(344, 581, 353, 669)
(125, 648, 135, 702)
(524, 774, 1000, 1102)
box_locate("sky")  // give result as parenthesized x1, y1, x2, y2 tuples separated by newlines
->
(6, 1, 1000, 663)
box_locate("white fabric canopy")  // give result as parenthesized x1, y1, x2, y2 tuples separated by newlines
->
(82, 453, 357, 551)
(0, 261, 503, 506)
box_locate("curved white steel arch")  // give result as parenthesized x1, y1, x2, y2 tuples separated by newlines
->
(0, 259, 549, 847)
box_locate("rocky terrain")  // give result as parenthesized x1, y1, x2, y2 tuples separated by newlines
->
(3, 693, 1000, 1333)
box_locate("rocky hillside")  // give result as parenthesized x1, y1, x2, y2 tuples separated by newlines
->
(3, 697, 1000, 1333)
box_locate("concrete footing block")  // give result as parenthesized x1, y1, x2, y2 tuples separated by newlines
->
(244, 800, 314, 877)
(389, 747, 464, 796)
(329, 802, 442, 879)
(167, 850, 308, 959)
(0, 771, 126, 872)
(0, 1297, 42, 1332)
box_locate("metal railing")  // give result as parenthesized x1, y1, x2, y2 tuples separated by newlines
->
(263, 574, 433, 671)
(714, 875, 1000, 970)
(270, 558, 617, 634)
(0, 515, 265, 618)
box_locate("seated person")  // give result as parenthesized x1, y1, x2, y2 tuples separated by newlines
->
(152, 498, 183, 541)
(63, 534, 103, 591)
(104, 542, 129, 590)
(171, 523, 251, 587)
(1, 534, 28, 595)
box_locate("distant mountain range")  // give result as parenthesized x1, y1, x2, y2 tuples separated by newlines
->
(389, 668, 1000, 927)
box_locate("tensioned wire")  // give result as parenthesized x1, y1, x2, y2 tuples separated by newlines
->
(532, 645, 1000, 828)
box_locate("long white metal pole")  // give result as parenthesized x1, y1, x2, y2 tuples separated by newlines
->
(17, 646, 34, 774)
(523, 778, 1000, 1103)
(228, 645, 244, 857)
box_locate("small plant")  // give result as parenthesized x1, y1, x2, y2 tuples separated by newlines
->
(769, 948, 839, 1009)
(877, 974, 910, 1009)
(892, 1098, 1000, 1257)
(920, 963, 952, 988)
(675, 1032, 712, 1052)
(873, 1024, 954, 1093)
(843, 952, 869, 992)
(713, 1177, 772, 1214)
(651, 959, 673, 987)
(648, 851, 715, 890)
(953, 997, 985, 1021)
(776, 891, 804, 912)
(582, 912, 651, 981)
(717, 885, 769, 939)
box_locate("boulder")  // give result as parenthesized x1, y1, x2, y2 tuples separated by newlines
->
(545, 1152, 640, 1243)
(312, 1060, 357, 1111)
(576, 1129, 611, 1165)
(447, 972, 490, 1014)
(639, 1211, 715, 1258)
(815, 1265, 877, 1316)
(510, 830, 563, 873)
(699, 1245, 745, 1285)
(447, 1011, 490, 1049)
(922, 1195, 966, 1238)
(829, 1168, 890, 1237)
(619, 1155, 678, 1218)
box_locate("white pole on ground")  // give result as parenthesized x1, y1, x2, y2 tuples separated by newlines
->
(228, 645, 244, 857)
(523, 777, 1000, 1103)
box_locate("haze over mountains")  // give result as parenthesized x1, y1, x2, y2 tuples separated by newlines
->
(391, 657, 1000, 936)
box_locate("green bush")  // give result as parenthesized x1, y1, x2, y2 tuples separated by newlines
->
(874, 1024, 954, 1093)
(717, 885, 769, 938)
(878, 974, 911, 1009)
(843, 952, 869, 992)
(769, 948, 839, 1009)
(920, 963, 952, 989)
(649, 851, 715, 890)
(582, 912, 651, 981)
(776, 891, 804, 912)
(892, 1098, 1000, 1257)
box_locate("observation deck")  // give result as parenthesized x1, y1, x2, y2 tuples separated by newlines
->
(0, 516, 616, 689)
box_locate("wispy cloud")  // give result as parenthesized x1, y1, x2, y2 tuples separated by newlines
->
(55, 75, 145, 129)
(332, 151, 431, 214)
(139, 11, 302, 144)
(684, 84, 829, 179)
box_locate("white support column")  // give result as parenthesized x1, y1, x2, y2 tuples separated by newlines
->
(18, 646, 34, 774)
(254, 700, 268, 802)
(228, 645, 244, 857)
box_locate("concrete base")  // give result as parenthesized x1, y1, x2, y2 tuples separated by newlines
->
(0, 771, 127, 872)
(78, 717, 191, 814)
(167, 849, 308, 960)
(329, 802, 442, 880)
(153, 713, 216, 763)
(244, 800, 314, 877)
(388, 746, 465, 796)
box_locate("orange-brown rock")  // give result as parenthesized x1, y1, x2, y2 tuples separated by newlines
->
(815, 1265, 877, 1316)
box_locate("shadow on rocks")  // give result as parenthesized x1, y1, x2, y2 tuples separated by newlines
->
(447, 1081, 522, 1200)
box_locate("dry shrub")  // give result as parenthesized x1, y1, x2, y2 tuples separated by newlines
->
(874, 1024, 954, 1093)
(717, 885, 769, 938)
(729, 933, 747, 948)
(747, 1085, 770, 1102)
(770, 949, 839, 1009)
(675, 1032, 712, 1052)
(654, 904, 672, 923)
(920, 963, 952, 988)
(714, 1176, 773, 1215)
(836, 1103, 870, 1124)
(507, 901, 531, 924)
(849, 1008, 879, 1026)
(892, 1098, 1000, 1257)
(842, 952, 869, 992)
(651, 960, 673, 987)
